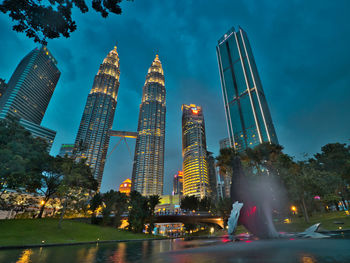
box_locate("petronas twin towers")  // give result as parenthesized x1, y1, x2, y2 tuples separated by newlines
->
(131, 55, 166, 195)
(75, 46, 165, 195)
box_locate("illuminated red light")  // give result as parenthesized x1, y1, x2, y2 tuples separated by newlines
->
(191, 108, 198, 114)
(245, 240, 252, 243)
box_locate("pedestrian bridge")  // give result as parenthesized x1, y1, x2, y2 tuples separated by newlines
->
(153, 215, 224, 228)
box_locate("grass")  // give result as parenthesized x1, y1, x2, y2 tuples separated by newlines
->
(275, 211, 350, 232)
(0, 219, 160, 247)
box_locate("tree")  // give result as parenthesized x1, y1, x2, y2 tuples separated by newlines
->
(0, 117, 49, 208)
(199, 196, 212, 212)
(89, 192, 102, 222)
(180, 195, 200, 212)
(277, 157, 342, 223)
(216, 197, 233, 227)
(101, 190, 128, 227)
(240, 143, 284, 176)
(216, 147, 238, 176)
(148, 195, 160, 232)
(0, 0, 133, 44)
(57, 157, 98, 228)
(37, 157, 62, 218)
(128, 191, 149, 233)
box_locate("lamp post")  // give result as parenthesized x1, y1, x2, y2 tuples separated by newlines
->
(291, 205, 297, 216)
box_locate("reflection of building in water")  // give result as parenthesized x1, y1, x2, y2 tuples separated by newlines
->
(16, 249, 33, 263)
(154, 223, 184, 236)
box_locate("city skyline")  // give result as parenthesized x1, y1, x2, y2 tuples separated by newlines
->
(0, 1, 349, 194)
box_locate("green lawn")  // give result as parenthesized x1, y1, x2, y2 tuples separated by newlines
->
(0, 219, 159, 247)
(275, 211, 350, 232)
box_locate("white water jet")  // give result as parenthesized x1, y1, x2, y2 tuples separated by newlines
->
(228, 201, 243, 239)
(298, 223, 329, 239)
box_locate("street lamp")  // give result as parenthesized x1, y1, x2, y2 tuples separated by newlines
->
(210, 227, 214, 235)
(291, 205, 297, 215)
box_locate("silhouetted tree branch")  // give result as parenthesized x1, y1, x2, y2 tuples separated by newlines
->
(0, 0, 133, 44)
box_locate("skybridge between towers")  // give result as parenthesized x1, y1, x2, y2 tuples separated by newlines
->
(110, 130, 138, 139)
(106, 130, 138, 160)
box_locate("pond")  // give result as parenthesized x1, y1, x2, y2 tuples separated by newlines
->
(1, 236, 350, 262)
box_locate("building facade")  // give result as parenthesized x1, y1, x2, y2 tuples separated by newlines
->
(219, 138, 231, 151)
(173, 171, 184, 196)
(0, 46, 60, 150)
(74, 46, 120, 187)
(182, 104, 209, 199)
(207, 151, 218, 200)
(119, 178, 132, 195)
(218, 139, 232, 198)
(216, 27, 278, 152)
(58, 143, 75, 157)
(0, 78, 7, 98)
(131, 55, 166, 196)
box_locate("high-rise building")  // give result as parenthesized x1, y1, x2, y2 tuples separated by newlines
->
(131, 55, 166, 196)
(119, 178, 132, 195)
(219, 138, 231, 150)
(173, 171, 184, 195)
(216, 174, 225, 200)
(74, 46, 120, 187)
(216, 27, 278, 152)
(0, 46, 60, 150)
(58, 143, 75, 157)
(0, 78, 7, 98)
(207, 151, 218, 200)
(218, 139, 232, 198)
(182, 104, 209, 199)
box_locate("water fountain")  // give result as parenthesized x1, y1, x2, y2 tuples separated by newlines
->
(229, 156, 279, 239)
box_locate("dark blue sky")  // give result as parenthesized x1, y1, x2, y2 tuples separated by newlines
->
(1, 1, 350, 194)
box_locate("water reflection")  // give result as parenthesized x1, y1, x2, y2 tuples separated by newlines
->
(301, 255, 316, 263)
(16, 249, 32, 263)
(0, 238, 349, 263)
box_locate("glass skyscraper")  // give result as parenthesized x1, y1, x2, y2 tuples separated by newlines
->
(182, 104, 209, 199)
(216, 27, 278, 152)
(74, 46, 120, 188)
(132, 55, 166, 196)
(0, 46, 60, 150)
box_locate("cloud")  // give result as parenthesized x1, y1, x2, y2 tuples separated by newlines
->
(1, 0, 350, 194)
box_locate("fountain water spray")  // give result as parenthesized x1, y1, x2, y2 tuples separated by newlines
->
(227, 201, 243, 240)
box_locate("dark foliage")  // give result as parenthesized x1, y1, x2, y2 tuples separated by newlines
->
(0, 0, 132, 44)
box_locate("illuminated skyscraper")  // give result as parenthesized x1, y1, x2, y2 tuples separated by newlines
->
(216, 27, 278, 152)
(182, 104, 209, 199)
(132, 55, 166, 196)
(74, 46, 120, 187)
(0, 46, 60, 150)
(173, 171, 183, 195)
